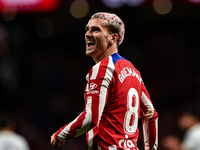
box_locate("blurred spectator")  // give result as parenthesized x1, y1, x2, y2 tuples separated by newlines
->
(0, 113, 30, 150)
(178, 111, 200, 150)
(161, 134, 182, 150)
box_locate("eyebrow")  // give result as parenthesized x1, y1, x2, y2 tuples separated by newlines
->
(85, 26, 100, 31)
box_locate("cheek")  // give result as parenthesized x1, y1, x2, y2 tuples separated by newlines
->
(97, 39, 105, 47)
(96, 36, 109, 47)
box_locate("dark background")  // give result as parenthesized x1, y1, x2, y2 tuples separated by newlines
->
(0, 0, 200, 149)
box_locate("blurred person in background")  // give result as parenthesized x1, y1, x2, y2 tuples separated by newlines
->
(0, 113, 30, 150)
(161, 134, 182, 150)
(51, 12, 158, 150)
(178, 110, 200, 150)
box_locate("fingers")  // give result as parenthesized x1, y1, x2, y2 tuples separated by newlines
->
(50, 134, 56, 145)
(53, 142, 61, 148)
(61, 139, 66, 146)
(50, 133, 65, 148)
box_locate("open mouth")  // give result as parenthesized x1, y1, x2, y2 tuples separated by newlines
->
(87, 41, 95, 49)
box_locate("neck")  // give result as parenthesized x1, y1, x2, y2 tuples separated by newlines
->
(0, 127, 14, 131)
(94, 46, 118, 64)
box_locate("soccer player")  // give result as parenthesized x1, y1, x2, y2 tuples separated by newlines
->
(51, 12, 158, 150)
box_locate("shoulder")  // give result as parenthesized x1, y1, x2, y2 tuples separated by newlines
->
(12, 132, 28, 143)
(111, 53, 139, 74)
(88, 56, 115, 81)
(188, 124, 200, 137)
(0, 131, 28, 143)
(110, 53, 127, 65)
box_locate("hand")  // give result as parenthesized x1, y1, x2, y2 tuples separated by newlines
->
(51, 133, 65, 148)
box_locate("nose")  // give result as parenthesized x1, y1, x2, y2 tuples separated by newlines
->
(85, 30, 92, 38)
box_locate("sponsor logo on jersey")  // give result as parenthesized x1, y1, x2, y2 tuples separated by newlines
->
(119, 135, 136, 149)
(89, 83, 97, 91)
(118, 67, 142, 84)
(87, 90, 99, 94)
(86, 83, 99, 94)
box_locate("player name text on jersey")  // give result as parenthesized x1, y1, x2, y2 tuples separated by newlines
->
(118, 67, 142, 84)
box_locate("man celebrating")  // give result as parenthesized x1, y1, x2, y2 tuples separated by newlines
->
(51, 12, 158, 150)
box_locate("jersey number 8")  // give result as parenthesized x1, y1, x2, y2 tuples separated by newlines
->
(123, 88, 139, 134)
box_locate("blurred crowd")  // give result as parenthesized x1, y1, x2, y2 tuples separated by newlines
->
(0, 2, 200, 150)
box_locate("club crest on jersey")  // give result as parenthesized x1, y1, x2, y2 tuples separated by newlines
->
(89, 83, 97, 91)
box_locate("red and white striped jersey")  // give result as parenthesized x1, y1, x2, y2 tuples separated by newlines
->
(54, 53, 158, 150)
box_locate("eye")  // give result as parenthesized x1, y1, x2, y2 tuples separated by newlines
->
(92, 27, 100, 32)
(85, 27, 89, 32)
(85, 26, 100, 33)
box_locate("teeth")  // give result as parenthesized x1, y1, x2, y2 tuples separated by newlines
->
(87, 41, 94, 44)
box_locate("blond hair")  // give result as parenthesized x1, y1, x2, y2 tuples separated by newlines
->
(91, 12, 125, 46)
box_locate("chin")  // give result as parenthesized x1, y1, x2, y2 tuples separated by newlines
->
(86, 49, 96, 57)
(85, 51, 93, 57)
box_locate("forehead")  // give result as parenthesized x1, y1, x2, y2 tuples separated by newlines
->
(86, 18, 108, 28)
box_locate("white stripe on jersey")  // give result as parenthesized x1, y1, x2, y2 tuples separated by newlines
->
(98, 144, 102, 150)
(58, 114, 81, 140)
(87, 129, 94, 150)
(143, 118, 150, 149)
(85, 96, 92, 120)
(90, 62, 100, 80)
(143, 118, 158, 150)
(153, 118, 158, 150)
(141, 91, 158, 149)
(98, 56, 115, 123)
(108, 145, 117, 150)
(98, 86, 107, 124)
(141, 91, 154, 118)
(75, 97, 92, 137)
(85, 97, 93, 150)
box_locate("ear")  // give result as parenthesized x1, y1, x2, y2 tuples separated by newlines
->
(110, 33, 118, 45)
